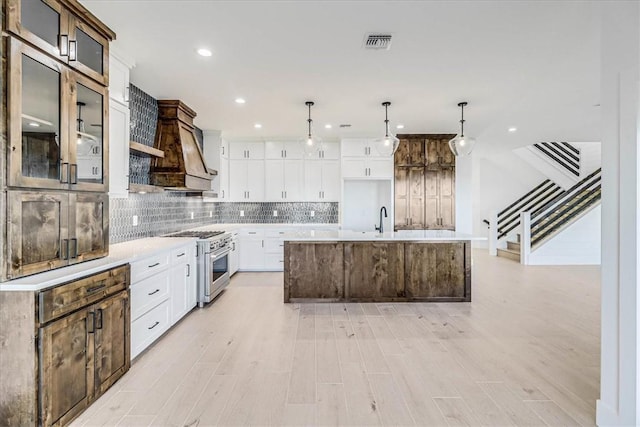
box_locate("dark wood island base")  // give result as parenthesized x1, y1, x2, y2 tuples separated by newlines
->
(284, 240, 471, 303)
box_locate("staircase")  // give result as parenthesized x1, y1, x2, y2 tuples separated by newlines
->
(497, 236, 521, 261)
(490, 168, 602, 263)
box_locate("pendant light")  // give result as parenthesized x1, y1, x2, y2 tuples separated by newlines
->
(302, 101, 322, 157)
(373, 101, 400, 156)
(449, 101, 476, 156)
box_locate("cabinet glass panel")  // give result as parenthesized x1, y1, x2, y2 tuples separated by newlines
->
(21, 54, 61, 181)
(76, 28, 103, 74)
(21, 0, 60, 49)
(75, 84, 103, 184)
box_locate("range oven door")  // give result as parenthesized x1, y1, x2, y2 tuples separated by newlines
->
(206, 248, 231, 303)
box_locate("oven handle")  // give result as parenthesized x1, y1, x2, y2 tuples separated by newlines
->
(210, 248, 231, 260)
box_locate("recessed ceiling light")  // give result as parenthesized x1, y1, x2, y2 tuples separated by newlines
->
(325, 124, 332, 129)
(254, 123, 262, 129)
(197, 48, 212, 57)
(396, 124, 405, 129)
(235, 98, 246, 104)
(28, 122, 40, 127)
(508, 127, 517, 132)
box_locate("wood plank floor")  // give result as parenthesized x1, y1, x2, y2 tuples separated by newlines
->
(71, 250, 600, 426)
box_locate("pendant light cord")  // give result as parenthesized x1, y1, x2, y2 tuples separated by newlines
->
(459, 102, 466, 137)
(382, 101, 391, 138)
(306, 101, 313, 139)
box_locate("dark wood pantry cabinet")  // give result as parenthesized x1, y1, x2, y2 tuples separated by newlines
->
(1, 0, 115, 281)
(394, 134, 457, 231)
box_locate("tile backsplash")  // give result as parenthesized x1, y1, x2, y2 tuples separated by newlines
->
(128, 84, 158, 186)
(109, 193, 338, 243)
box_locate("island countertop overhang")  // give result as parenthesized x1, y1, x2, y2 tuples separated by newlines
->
(283, 229, 486, 242)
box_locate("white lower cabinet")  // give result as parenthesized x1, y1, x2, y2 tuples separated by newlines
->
(169, 245, 197, 324)
(130, 241, 197, 359)
(239, 231, 265, 271)
(238, 229, 287, 272)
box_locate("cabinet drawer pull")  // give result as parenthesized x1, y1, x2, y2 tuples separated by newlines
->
(69, 40, 77, 61)
(148, 321, 160, 330)
(70, 163, 78, 184)
(96, 308, 103, 330)
(88, 312, 95, 333)
(248, 232, 257, 235)
(148, 262, 160, 268)
(148, 289, 160, 296)
(70, 238, 78, 259)
(176, 252, 186, 257)
(60, 162, 69, 183)
(86, 283, 106, 294)
(59, 34, 69, 56)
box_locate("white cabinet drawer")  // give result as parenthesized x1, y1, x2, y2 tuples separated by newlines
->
(131, 299, 171, 359)
(240, 229, 265, 237)
(131, 273, 170, 321)
(264, 238, 284, 253)
(130, 252, 170, 283)
(170, 245, 191, 265)
(265, 229, 288, 238)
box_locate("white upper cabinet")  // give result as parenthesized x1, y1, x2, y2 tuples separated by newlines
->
(342, 157, 393, 179)
(341, 138, 383, 157)
(265, 160, 304, 201)
(265, 141, 304, 159)
(229, 160, 265, 201)
(108, 52, 131, 106)
(229, 142, 265, 159)
(304, 160, 340, 201)
(305, 142, 340, 160)
(108, 53, 132, 198)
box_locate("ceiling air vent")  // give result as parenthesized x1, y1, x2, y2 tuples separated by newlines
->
(364, 33, 392, 50)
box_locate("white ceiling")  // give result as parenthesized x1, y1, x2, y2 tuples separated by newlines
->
(80, 0, 601, 155)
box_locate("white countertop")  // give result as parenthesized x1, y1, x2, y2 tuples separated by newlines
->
(283, 229, 485, 241)
(0, 224, 484, 291)
(0, 237, 196, 292)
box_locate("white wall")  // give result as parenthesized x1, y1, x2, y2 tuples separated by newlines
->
(342, 180, 392, 232)
(573, 142, 601, 177)
(597, 2, 640, 425)
(528, 205, 601, 265)
(455, 154, 473, 234)
(472, 150, 546, 247)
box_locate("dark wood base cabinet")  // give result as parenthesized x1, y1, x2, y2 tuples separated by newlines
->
(284, 241, 471, 303)
(0, 265, 130, 427)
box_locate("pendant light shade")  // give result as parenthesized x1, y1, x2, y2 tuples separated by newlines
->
(301, 101, 322, 157)
(373, 101, 400, 156)
(449, 101, 476, 156)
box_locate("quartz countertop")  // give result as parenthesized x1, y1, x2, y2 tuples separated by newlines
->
(0, 237, 196, 292)
(283, 229, 485, 241)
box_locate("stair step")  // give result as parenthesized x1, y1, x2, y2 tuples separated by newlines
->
(507, 241, 521, 251)
(497, 248, 520, 262)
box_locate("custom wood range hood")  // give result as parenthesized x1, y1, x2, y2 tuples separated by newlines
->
(151, 100, 216, 191)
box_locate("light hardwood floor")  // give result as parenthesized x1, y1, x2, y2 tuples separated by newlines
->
(71, 250, 600, 427)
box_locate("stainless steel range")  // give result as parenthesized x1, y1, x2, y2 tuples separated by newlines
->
(165, 230, 231, 307)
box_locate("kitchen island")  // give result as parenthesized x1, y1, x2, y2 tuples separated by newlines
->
(284, 230, 481, 303)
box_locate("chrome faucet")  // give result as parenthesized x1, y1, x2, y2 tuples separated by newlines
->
(375, 206, 388, 233)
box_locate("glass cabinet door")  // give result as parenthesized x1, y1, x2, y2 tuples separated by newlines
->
(69, 73, 108, 192)
(7, 190, 70, 279)
(8, 39, 70, 189)
(5, 0, 70, 62)
(69, 17, 109, 85)
(68, 192, 108, 263)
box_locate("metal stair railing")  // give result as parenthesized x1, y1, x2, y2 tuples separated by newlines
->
(532, 141, 581, 177)
(529, 168, 602, 247)
(531, 168, 601, 220)
(494, 180, 563, 239)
